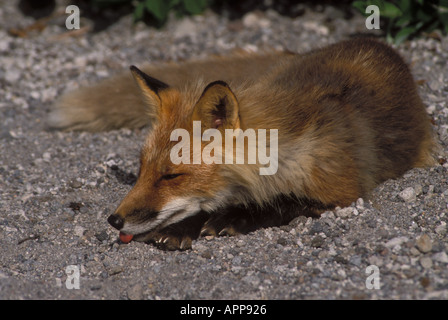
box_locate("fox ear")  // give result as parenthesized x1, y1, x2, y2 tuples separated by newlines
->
(193, 81, 240, 131)
(130, 65, 169, 111)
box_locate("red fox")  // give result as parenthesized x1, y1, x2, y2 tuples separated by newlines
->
(49, 39, 436, 250)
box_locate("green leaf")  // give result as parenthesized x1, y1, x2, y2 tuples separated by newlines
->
(381, 2, 403, 19)
(170, 0, 181, 7)
(145, 0, 170, 22)
(394, 26, 415, 44)
(133, 2, 145, 22)
(395, 12, 411, 27)
(183, 0, 208, 15)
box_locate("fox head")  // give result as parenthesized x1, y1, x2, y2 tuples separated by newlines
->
(107, 66, 246, 241)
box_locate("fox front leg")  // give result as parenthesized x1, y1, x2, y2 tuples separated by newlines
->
(140, 211, 209, 251)
(200, 196, 329, 238)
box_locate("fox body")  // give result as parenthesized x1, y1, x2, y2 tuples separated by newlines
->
(50, 39, 435, 250)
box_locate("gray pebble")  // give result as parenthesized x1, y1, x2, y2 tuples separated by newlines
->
(416, 234, 432, 253)
(335, 206, 355, 218)
(69, 179, 83, 189)
(127, 284, 144, 300)
(420, 257, 433, 269)
(95, 230, 109, 242)
(433, 252, 448, 264)
(311, 235, 325, 248)
(428, 79, 442, 91)
(435, 223, 447, 236)
(399, 187, 416, 203)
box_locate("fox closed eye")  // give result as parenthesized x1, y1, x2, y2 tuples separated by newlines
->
(161, 173, 183, 180)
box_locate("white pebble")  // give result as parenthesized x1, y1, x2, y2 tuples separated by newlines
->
(433, 252, 448, 264)
(335, 206, 354, 218)
(43, 152, 51, 161)
(399, 187, 416, 203)
(420, 257, 433, 269)
(385, 236, 409, 248)
(74, 226, 85, 237)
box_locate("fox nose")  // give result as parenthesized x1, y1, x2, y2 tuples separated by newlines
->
(107, 214, 124, 230)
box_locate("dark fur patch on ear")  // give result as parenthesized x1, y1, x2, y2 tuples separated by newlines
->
(130, 65, 169, 94)
(213, 97, 227, 119)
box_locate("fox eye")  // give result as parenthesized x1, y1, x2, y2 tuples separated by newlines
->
(161, 173, 183, 180)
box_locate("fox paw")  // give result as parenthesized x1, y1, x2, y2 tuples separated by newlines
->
(200, 224, 240, 238)
(146, 233, 193, 251)
(200, 211, 252, 238)
(143, 211, 209, 250)
(199, 200, 300, 238)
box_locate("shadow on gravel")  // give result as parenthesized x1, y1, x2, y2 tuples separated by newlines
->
(109, 165, 137, 186)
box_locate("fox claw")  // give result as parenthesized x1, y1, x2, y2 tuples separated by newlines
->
(180, 237, 192, 250)
(200, 224, 240, 238)
(148, 233, 192, 251)
(200, 226, 217, 237)
(218, 227, 239, 237)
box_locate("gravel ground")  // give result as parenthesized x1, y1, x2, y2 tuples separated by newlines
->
(1, 0, 448, 300)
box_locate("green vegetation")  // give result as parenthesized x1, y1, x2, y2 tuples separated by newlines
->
(352, 0, 448, 43)
(92, 0, 210, 26)
(91, 0, 448, 43)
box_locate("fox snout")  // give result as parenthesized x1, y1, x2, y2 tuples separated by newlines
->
(107, 205, 161, 243)
(107, 214, 124, 230)
(107, 212, 138, 244)
(107, 187, 205, 241)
